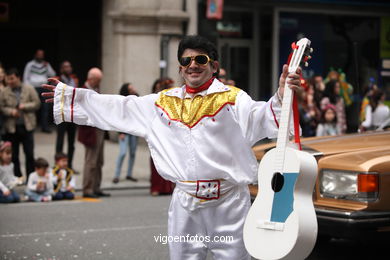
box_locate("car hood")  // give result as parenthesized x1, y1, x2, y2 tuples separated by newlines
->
(252, 130, 390, 160)
(300, 131, 390, 157)
(319, 147, 390, 172)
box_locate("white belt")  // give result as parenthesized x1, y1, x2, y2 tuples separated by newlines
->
(176, 179, 235, 201)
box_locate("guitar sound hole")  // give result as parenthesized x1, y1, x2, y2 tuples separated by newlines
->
(271, 172, 284, 192)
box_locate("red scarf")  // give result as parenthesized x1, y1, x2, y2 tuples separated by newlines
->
(185, 77, 215, 94)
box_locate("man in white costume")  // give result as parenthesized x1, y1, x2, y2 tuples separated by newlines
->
(42, 35, 301, 260)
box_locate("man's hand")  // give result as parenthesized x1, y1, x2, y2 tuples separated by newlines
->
(3, 188, 10, 196)
(278, 64, 302, 100)
(11, 109, 20, 118)
(37, 182, 46, 192)
(41, 78, 60, 103)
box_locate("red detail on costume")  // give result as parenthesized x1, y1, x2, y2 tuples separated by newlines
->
(283, 40, 302, 150)
(287, 43, 300, 65)
(71, 88, 76, 123)
(270, 95, 301, 149)
(186, 77, 215, 94)
(292, 92, 302, 150)
(287, 53, 293, 65)
(270, 102, 279, 128)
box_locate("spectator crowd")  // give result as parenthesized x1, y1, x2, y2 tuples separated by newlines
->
(0, 49, 176, 203)
(297, 68, 389, 138)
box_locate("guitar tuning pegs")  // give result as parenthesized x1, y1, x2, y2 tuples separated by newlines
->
(303, 55, 312, 62)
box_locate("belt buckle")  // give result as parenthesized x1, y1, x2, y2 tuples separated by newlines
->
(195, 180, 220, 200)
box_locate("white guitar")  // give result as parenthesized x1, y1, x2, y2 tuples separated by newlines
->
(243, 38, 318, 260)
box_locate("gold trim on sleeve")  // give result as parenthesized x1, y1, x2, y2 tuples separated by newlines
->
(60, 84, 68, 122)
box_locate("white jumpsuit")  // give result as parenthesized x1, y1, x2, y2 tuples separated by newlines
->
(53, 79, 283, 260)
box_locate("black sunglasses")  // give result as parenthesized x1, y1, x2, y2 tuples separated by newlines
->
(179, 54, 214, 67)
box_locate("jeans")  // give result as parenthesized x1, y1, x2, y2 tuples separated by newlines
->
(36, 87, 52, 131)
(25, 189, 51, 202)
(0, 189, 20, 203)
(114, 134, 137, 178)
(53, 191, 75, 200)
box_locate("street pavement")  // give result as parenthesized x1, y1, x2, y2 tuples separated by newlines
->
(1, 188, 388, 260)
(1, 189, 172, 260)
(22, 128, 152, 194)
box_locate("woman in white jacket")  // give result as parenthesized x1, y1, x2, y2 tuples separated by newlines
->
(361, 89, 390, 131)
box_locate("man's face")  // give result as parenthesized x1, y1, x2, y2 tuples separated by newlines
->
(61, 62, 73, 76)
(88, 76, 101, 88)
(5, 74, 21, 88)
(314, 76, 324, 91)
(179, 49, 218, 88)
(219, 68, 227, 84)
(127, 84, 136, 95)
(35, 50, 45, 62)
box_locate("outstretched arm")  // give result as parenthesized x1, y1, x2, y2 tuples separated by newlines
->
(42, 78, 156, 138)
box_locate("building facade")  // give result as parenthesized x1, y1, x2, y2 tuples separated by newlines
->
(101, 0, 197, 95)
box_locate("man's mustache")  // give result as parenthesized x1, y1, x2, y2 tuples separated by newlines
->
(187, 69, 203, 73)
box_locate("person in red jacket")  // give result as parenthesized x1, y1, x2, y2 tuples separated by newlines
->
(149, 78, 175, 196)
(77, 68, 109, 198)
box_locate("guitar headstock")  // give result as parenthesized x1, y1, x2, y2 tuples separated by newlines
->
(287, 38, 313, 73)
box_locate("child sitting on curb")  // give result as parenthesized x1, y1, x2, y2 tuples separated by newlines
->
(52, 152, 76, 200)
(0, 141, 21, 203)
(25, 158, 53, 202)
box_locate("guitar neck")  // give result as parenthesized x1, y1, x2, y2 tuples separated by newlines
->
(274, 82, 294, 173)
(272, 37, 311, 173)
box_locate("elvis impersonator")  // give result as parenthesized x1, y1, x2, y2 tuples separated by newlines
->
(42, 35, 301, 260)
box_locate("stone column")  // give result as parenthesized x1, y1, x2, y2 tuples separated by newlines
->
(101, 0, 190, 95)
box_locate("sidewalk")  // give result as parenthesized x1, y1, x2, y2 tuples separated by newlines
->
(21, 129, 151, 192)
